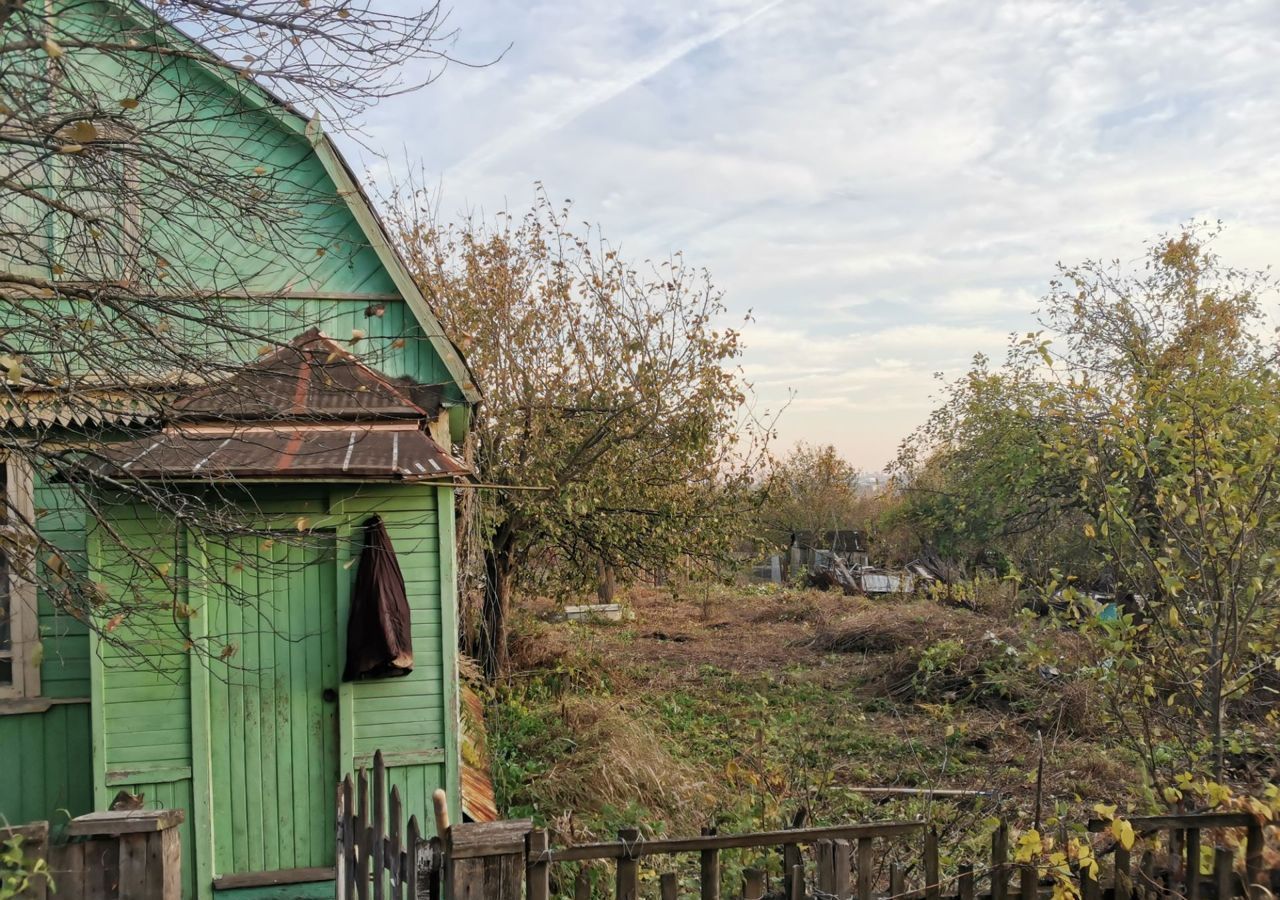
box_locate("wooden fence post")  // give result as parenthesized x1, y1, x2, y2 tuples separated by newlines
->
(1185, 828, 1201, 900)
(446, 819, 533, 900)
(856, 837, 874, 900)
(1114, 845, 1132, 900)
(782, 843, 803, 900)
(700, 827, 720, 900)
(527, 829, 550, 900)
(991, 822, 1009, 900)
(924, 828, 940, 900)
(742, 867, 765, 900)
(617, 829, 640, 900)
(833, 839, 852, 900)
(1245, 820, 1264, 900)
(661, 872, 679, 900)
(958, 864, 975, 900)
(1213, 848, 1234, 900)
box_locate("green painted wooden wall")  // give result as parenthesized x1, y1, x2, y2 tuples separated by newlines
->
(0, 479, 94, 829)
(82, 483, 457, 900)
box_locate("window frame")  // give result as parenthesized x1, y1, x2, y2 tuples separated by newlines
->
(0, 452, 39, 701)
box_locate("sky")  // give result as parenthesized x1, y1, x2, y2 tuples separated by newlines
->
(341, 0, 1280, 472)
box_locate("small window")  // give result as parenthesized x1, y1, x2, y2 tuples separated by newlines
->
(0, 454, 38, 701)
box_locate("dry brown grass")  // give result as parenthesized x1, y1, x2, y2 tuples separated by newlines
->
(528, 694, 714, 841)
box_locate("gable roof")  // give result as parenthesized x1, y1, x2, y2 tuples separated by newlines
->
(115, 0, 481, 406)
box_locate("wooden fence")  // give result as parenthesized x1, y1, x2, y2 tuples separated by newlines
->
(336, 750, 444, 900)
(4, 809, 184, 900)
(331, 759, 1276, 900)
(514, 811, 1275, 900)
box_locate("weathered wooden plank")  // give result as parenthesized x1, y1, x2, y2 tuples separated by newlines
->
(67, 808, 185, 836)
(391, 785, 405, 900)
(1245, 821, 1264, 900)
(617, 829, 641, 900)
(743, 867, 765, 900)
(890, 863, 905, 900)
(357, 768, 371, 900)
(549, 822, 924, 862)
(1213, 847, 1234, 900)
(527, 829, 550, 900)
(1019, 865, 1036, 900)
(662, 872, 679, 900)
(817, 841, 835, 896)
(701, 827, 721, 900)
(833, 839, 852, 900)
(856, 837, 874, 900)
(1115, 845, 1132, 900)
(958, 863, 975, 900)
(449, 820, 534, 859)
(212, 867, 337, 889)
(1185, 828, 1201, 900)
(991, 822, 1009, 900)
(925, 829, 940, 900)
(375, 752, 387, 900)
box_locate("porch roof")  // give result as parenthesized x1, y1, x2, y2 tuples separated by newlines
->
(90, 421, 468, 482)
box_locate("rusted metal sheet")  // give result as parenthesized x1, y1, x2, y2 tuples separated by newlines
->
(92, 422, 468, 480)
(174, 328, 441, 420)
(460, 686, 499, 823)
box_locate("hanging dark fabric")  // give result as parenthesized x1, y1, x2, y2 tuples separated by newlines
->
(343, 515, 414, 680)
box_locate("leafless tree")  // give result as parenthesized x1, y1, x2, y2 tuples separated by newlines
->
(0, 0, 474, 672)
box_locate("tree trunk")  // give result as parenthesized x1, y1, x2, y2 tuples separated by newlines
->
(481, 549, 514, 679)
(596, 561, 616, 603)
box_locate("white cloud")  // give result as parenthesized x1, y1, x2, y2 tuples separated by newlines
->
(349, 0, 1280, 470)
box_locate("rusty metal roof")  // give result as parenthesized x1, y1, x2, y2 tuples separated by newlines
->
(91, 421, 468, 481)
(173, 328, 439, 421)
(461, 685, 499, 823)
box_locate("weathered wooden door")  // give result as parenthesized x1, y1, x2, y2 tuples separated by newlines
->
(207, 532, 340, 883)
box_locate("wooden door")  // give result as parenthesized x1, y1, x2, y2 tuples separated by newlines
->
(207, 532, 339, 883)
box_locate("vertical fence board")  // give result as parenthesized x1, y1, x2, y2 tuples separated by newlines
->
(817, 842, 835, 896)
(791, 864, 806, 900)
(890, 863, 905, 900)
(856, 837, 874, 900)
(700, 828, 720, 900)
(575, 868, 591, 900)
(527, 829, 550, 900)
(390, 785, 404, 900)
(1115, 846, 1132, 900)
(743, 867, 765, 900)
(1246, 822, 1264, 900)
(1213, 847, 1234, 900)
(958, 864, 975, 900)
(783, 844, 803, 900)
(661, 872, 679, 900)
(992, 822, 1009, 900)
(357, 768, 371, 900)
(617, 829, 640, 900)
(833, 839, 852, 900)
(1185, 829, 1201, 900)
(374, 754, 387, 900)
(924, 829, 940, 900)
(1019, 864, 1036, 900)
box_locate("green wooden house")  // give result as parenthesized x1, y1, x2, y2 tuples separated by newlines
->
(0, 2, 481, 897)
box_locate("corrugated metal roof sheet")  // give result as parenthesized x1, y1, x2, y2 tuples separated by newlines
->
(461, 685, 499, 823)
(173, 328, 438, 421)
(91, 422, 468, 481)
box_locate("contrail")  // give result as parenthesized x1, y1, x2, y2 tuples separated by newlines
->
(450, 0, 789, 178)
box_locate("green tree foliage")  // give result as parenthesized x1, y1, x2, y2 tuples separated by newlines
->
(759, 442, 861, 547)
(396, 191, 770, 676)
(898, 226, 1280, 782)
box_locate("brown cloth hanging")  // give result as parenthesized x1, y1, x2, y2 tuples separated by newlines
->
(343, 515, 414, 680)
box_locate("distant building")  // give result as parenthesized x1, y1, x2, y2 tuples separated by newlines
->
(790, 530, 870, 570)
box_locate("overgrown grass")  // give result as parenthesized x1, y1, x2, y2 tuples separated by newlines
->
(488, 588, 1146, 854)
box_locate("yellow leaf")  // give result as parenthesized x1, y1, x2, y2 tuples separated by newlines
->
(43, 37, 64, 58)
(1169, 607, 1181, 627)
(1093, 803, 1117, 821)
(68, 120, 98, 143)
(1111, 819, 1135, 851)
